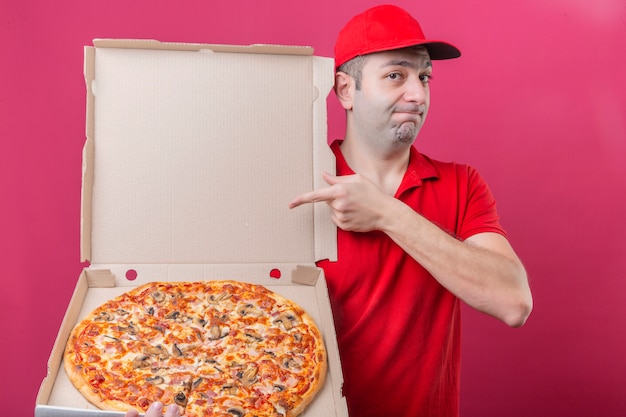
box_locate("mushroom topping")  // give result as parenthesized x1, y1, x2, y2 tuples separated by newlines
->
(165, 311, 181, 320)
(143, 344, 169, 361)
(151, 291, 166, 303)
(207, 324, 229, 340)
(222, 383, 237, 395)
(132, 355, 151, 369)
(281, 356, 301, 370)
(244, 330, 264, 343)
(273, 313, 297, 331)
(209, 292, 232, 304)
(172, 343, 184, 357)
(192, 376, 203, 389)
(118, 322, 138, 335)
(237, 303, 261, 317)
(152, 324, 166, 334)
(157, 345, 170, 360)
(227, 406, 244, 417)
(209, 324, 221, 340)
(273, 384, 286, 392)
(94, 311, 114, 322)
(146, 375, 165, 385)
(174, 391, 187, 407)
(238, 365, 259, 387)
(143, 345, 159, 356)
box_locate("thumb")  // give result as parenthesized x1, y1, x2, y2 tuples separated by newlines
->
(322, 171, 340, 185)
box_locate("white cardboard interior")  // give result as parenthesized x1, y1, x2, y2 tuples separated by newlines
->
(36, 39, 347, 417)
(82, 39, 336, 265)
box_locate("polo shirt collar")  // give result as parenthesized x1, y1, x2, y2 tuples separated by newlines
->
(331, 140, 439, 195)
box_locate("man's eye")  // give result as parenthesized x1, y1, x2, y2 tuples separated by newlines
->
(387, 72, 402, 80)
(419, 74, 432, 84)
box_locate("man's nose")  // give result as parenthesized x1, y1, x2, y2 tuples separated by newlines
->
(404, 76, 428, 103)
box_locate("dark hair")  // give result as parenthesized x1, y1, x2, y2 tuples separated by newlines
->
(336, 55, 367, 90)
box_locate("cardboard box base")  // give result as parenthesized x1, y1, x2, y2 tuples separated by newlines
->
(37, 265, 348, 416)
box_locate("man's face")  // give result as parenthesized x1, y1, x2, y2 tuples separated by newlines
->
(350, 47, 432, 149)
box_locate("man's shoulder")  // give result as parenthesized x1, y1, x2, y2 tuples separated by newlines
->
(417, 151, 469, 169)
(412, 148, 479, 180)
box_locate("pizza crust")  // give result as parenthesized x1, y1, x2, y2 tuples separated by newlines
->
(63, 313, 127, 412)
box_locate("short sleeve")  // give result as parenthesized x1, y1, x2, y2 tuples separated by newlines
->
(457, 166, 506, 240)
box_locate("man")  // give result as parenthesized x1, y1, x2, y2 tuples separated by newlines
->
(128, 4, 532, 417)
(288, 4, 533, 417)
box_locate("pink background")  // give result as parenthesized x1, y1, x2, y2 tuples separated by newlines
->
(2, 0, 625, 415)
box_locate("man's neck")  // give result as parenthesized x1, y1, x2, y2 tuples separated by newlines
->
(339, 136, 411, 196)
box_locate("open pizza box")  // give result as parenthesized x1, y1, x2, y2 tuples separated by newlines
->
(36, 39, 348, 417)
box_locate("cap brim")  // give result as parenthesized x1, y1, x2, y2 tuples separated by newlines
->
(420, 41, 461, 60)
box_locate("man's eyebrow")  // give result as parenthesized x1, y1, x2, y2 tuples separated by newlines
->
(381, 59, 433, 69)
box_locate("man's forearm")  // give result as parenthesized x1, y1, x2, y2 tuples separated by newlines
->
(380, 198, 533, 327)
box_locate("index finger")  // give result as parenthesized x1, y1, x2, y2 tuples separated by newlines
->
(288, 187, 335, 209)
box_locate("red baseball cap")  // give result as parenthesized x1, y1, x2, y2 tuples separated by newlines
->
(334, 4, 461, 69)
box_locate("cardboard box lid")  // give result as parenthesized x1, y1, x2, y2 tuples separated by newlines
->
(81, 39, 336, 265)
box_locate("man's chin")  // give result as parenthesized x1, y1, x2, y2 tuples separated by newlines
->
(395, 122, 419, 144)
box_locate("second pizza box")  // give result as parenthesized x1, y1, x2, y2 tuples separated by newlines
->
(36, 39, 348, 417)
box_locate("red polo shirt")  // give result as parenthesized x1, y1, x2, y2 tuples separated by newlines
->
(318, 141, 505, 417)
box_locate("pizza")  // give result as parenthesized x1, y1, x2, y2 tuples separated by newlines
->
(63, 280, 327, 417)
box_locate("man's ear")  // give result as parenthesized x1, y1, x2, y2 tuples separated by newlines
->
(334, 71, 354, 110)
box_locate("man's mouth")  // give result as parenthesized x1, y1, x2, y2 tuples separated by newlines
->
(393, 105, 424, 115)
(393, 110, 423, 124)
